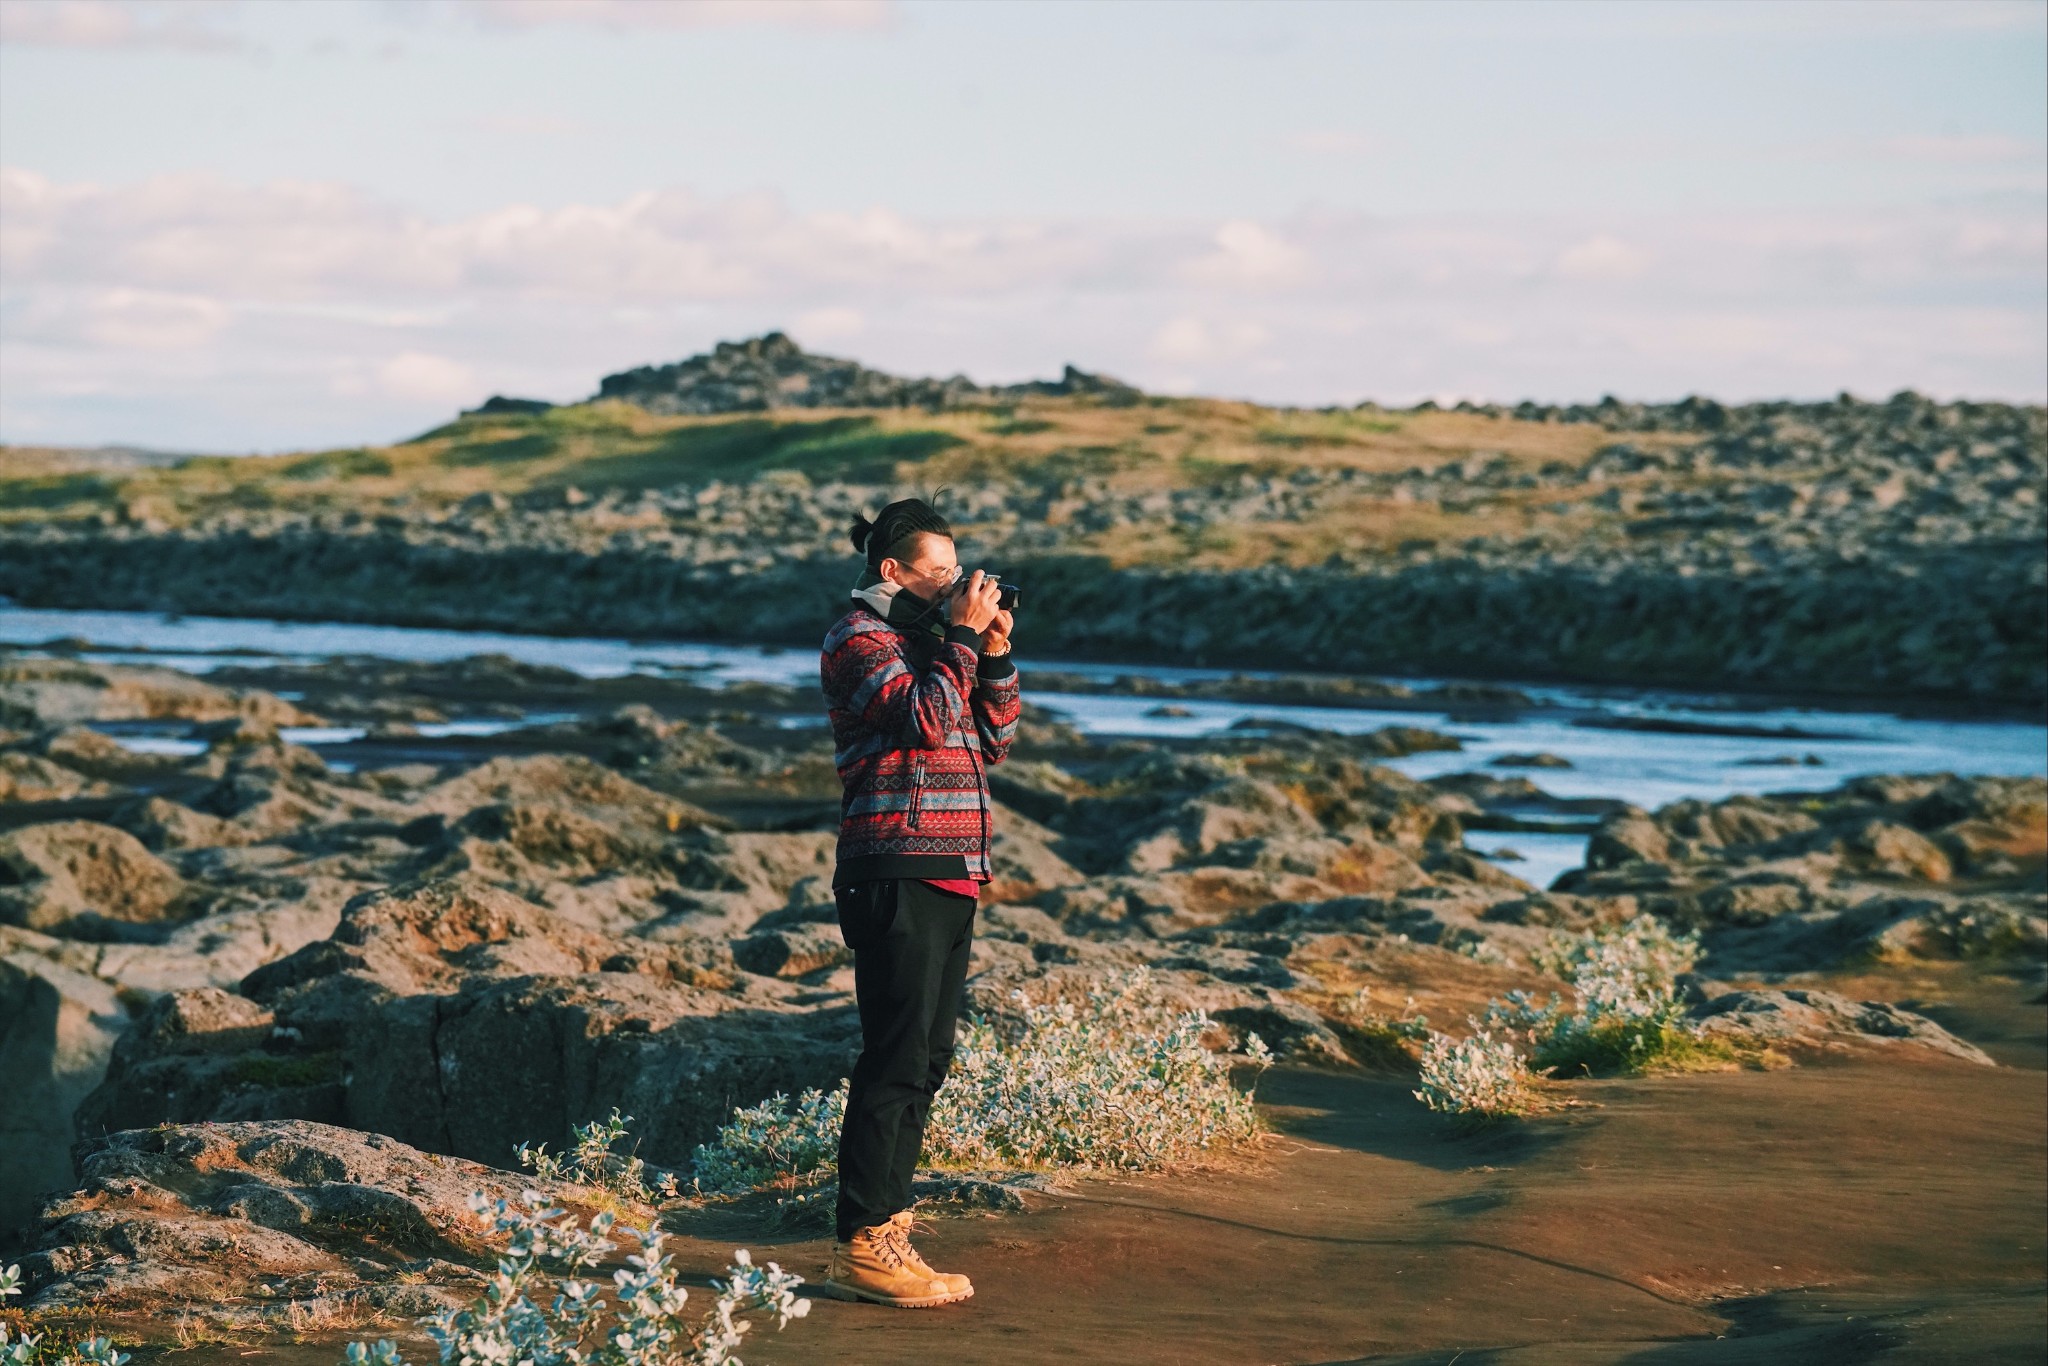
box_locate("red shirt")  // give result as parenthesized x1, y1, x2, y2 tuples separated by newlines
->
(920, 877, 981, 899)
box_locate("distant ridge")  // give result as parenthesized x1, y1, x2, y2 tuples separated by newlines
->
(463, 331, 1143, 419)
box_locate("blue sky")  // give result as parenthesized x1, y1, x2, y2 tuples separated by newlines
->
(2, 0, 2043, 451)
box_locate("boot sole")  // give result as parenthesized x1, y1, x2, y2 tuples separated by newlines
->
(812, 1279, 973, 1308)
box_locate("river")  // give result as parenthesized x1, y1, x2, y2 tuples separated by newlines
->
(5, 602, 2043, 889)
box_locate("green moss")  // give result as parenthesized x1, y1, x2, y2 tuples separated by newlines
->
(225, 1051, 343, 1089)
(0, 473, 114, 510)
(1328, 1018, 1423, 1073)
(434, 431, 558, 468)
(281, 448, 394, 480)
(1533, 1019, 1741, 1078)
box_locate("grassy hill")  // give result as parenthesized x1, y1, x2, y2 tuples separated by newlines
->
(2, 395, 1692, 571)
(2, 373, 2041, 708)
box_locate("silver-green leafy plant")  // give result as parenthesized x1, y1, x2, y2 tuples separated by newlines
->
(340, 1190, 807, 1366)
(1411, 1025, 1541, 1119)
(1485, 913, 1718, 1077)
(1, 1265, 130, 1366)
(1413, 914, 1719, 1118)
(688, 1085, 847, 1198)
(690, 966, 1274, 1197)
(516, 1109, 680, 1206)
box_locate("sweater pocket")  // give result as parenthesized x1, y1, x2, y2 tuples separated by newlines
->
(907, 753, 926, 828)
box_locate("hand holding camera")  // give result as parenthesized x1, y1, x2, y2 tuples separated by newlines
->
(946, 569, 1003, 633)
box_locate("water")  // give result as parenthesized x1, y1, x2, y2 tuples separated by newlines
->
(6, 603, 2043, 885)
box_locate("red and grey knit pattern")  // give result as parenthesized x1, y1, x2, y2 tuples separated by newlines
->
(820, 605, 1021, 887)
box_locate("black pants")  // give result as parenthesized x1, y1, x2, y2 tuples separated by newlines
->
(833, 876, 978, 1243)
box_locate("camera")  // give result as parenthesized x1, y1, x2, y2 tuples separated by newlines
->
(950, 572, 1020, 613)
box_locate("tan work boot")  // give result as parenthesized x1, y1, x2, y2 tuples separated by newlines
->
(889, 1209, 973, 1299)
(816, 1220, 970, 1308)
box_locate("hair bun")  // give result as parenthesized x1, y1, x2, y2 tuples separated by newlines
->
(847, 512, 876, 554)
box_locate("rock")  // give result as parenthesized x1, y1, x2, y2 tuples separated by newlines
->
(1687, 986, 1995, 1065)
(14, 1120, 592, 1331)
(1423, 848, 1538, 892)
(0, 751, 115, 803)
(1696, 874, 1816, 924)
(34, 724, 163, 780)
(731, 926, 852, 979)
(0, 821, 193, 939)
(1488, 752, 1573, 769)
(1119, 778, 1325, 873)
(0, 945, 129, 1233)
(463, 395, 555, 417)
(79, 876, 859, 1175)
(108, 794, 247, 851)
(0, 657, 323, 729)
(593, 331, 1144, 415)
(1839, 820, 1954, 883)
(1586, 811, 1672, 868)
(982, 803, 1086, 903)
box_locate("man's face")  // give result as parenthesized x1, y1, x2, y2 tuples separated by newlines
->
(884, 534, 961, 604)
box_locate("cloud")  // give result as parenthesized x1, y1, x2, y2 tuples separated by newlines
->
(463, 112, 591, 138)
(373, 350, 479, 403)
(0, 0, 243, 51)
(1150, 316, 1270, 365)
(1183, 220, 1312, 289)
(791, 306, 866, 343)
(1554, 233, 1652, 281)
(445, 0, 897, 32)
(1, 167, 2041, 447)
(1285, 130, 1390, 157)
(1881, 134, 2046, 163)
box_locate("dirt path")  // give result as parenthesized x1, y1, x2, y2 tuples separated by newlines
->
(652, 1054, 2046, 1365)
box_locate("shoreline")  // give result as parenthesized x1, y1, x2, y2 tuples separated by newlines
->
(3, 542, 2043, 725)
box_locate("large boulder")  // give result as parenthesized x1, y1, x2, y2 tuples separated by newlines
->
(0, 657, 322, 728)
(0, 751, 116, 803)
(0, 943, 129, 1234)
(0, 820, 193, 939)
(13, 1120, 594, 1333)
(1687, 985, 1997, 1065)
(77, 876, 861, 1174)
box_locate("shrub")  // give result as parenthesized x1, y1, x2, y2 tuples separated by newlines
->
(516, 1109, 680, 1207)
(690, 967, 1274, 1198)
(1, 1266, 129, 1366)
(689, 1087, 846, 1199)
(1487, 914, 1732, 1077)
(340, 1191, 807, 1366)
(1411, 1027, 1541, 1120)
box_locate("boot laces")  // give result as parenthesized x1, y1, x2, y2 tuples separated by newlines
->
(880, 1221, 920, 1268)
(888, 1217, 950, 1280)
(861, 1223, 908, 1270)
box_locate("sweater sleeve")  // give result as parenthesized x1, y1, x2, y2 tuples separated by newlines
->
(970, 652, 1021, 763)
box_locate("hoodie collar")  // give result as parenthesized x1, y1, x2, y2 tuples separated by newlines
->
(851, 564, 947, 638)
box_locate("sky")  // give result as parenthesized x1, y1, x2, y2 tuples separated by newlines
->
(1, 0, 2043, 453)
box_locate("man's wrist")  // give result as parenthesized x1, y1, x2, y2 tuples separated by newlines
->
(977, 644, 1017, 680)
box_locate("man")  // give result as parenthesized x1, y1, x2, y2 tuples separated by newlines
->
(814, 494, 1019, 1309)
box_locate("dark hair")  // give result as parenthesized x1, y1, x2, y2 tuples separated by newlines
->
(848, 489, 953, 569)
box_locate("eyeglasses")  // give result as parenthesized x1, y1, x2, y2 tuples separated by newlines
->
(911, 562, 962, 588)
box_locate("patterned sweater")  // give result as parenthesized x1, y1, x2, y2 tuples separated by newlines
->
(820, 591, 1022, 889)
